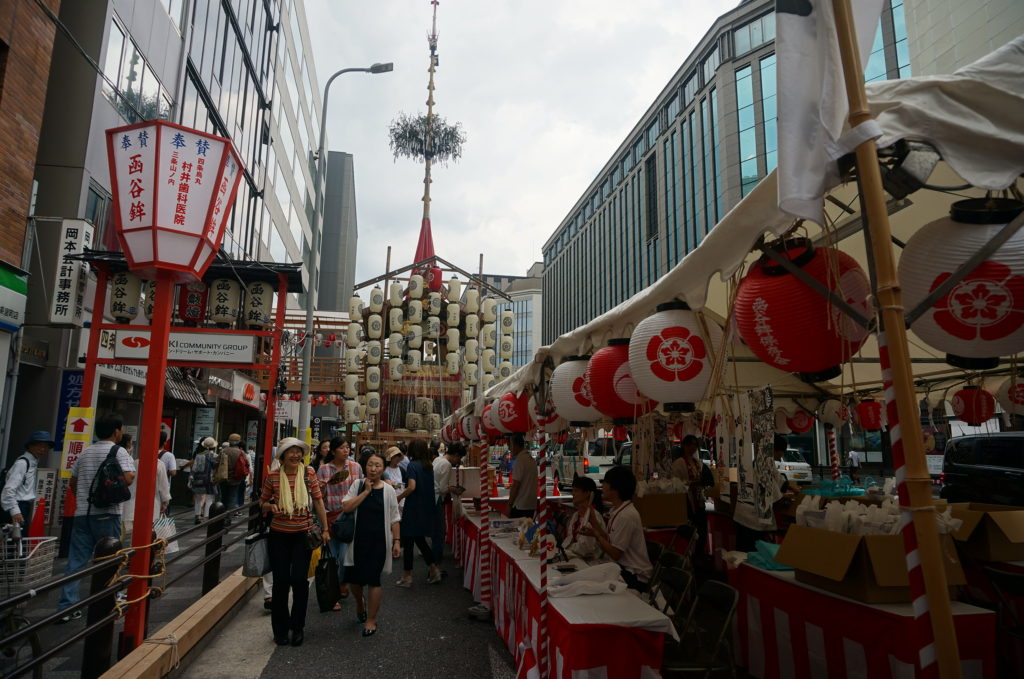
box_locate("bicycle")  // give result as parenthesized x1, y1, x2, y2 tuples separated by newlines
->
(0, 524, 55, 679)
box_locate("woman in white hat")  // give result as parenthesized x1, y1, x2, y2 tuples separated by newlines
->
(259, 437, 330, 647)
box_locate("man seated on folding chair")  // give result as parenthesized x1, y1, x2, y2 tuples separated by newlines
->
(581, 465, 653, 592)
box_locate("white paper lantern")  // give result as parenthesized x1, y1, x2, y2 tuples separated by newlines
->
(465, 288, 479, 314)
(409, 274, 424, 299)
(481, 297, 497, 323)
(388, 307, 404, 334)
(500, 309, 514, 334)
(446, 303, 460, 327)
(465, 314, 479, 339)
(427, 292, 442, 316)
(406, 349, 421, 373)
(345, 348, 361, 372)
(447, 276, 461, 302)
(343, 374, 359, 398)
(900, 198, 1024, 369)
(531, 394, 567, 434)
(109, 271, 142, 322)
(408, 300, 423, 324)
(463, 362, 478, 386)
(388, 331, 404, 356)
(628, 301, 723, 412)
(346, 322, 362, 348)
(349, 295, 364, 319)
(499, 335, 514, 359)
(369, 286, 384, 312)
(498, 361, 514, 379)
(367, 313, 383, 339)
(389, 281, 403, 306)
(415, 397, 433, 415)
(367, 391, 381, 415)
(445, 351, 460, 375)
(366, 340, 382, 365)
(426, 315, 440, 339)
(406, 412, 423, 430)
(464, 338, 479, 362)
(388, 357, 404, 381)
(344, 399, 359, 423)
(481, 348, 496, 373)
(445, 327, 460, 348)
(366, 366, 381, 391)
(209, 278, 241, 326)
(818, 399, 848, 428)
(996, 376, 1024, 416)
(550, 356, 601, 425)
(408, 324, 423, 349)
(482, 323, 497, 348)
(244, 280, 273, 329)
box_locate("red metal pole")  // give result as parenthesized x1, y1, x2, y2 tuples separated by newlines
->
(122, 272, 173, 649)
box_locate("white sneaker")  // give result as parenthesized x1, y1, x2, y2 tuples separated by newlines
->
(395, 578, 412, 588)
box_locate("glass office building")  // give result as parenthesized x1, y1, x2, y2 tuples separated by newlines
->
(540, 0, 911, 343)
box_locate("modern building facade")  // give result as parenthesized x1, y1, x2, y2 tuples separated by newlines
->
(903, 0, 1023, 77)
(496, 262, 544, 368)
(319, 151, 358, 313)
(540, 0, 912, 343)
(10, 0, 331, 464)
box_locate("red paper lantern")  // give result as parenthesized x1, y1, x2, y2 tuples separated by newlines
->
(550, 356, 601, 425)
(481, 403, 503, 439)
(734, 239, 870, 382)
(427, 266, 444, 292)
(588, 339, 656, 424)
(854, 400, 884, 431)
(952, 386, 996, 426)
(786, 410, 814, 434)
(177, 281, 208, 325)
(497, 391, 531, 433)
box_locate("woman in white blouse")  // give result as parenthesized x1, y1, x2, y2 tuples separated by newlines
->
(562, 476, 605, 559)
(580, 465, 653, 591)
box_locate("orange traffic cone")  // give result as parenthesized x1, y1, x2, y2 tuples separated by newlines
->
(496, 469, 504, 487)
(551, 483, 560, 497)
(28, 498, 46, 538)
(490, 477, 499, 498)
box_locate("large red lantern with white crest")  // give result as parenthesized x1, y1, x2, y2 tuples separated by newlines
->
(854, 400, 884, 431)
(786, 410, 814, 434)
(951, 386, 996, 426)
(899, 198, 1024, 370)
(629, 301, 722, 412)
(497, 391, 531, 433)
(588, 339, 656, 424)
(734, 239, 871, 382)
(550, 356, 601, 425)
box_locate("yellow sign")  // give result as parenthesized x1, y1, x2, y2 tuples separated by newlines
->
(60, 407, 95, 478)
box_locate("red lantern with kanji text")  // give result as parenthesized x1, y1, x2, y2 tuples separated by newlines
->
(952, 386, 996, 426)
(734, 239, 870, 382)
(177, 280, 208, 325)
(854, 400, 884, 431)
(588, 339, 656, 424)
(497, 391, 531, 433)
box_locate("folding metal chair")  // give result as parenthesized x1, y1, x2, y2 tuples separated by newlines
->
(662, 580, 739, 678)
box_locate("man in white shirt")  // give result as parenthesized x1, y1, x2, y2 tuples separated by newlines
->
(1, 431, 53, 527)
(848, 449, 862, 483)
(431, 442, 465, 571)
(507, 434, 537, 519)
(581, 465, 653, 591)
(57, 413, 136, 622)
(158, 430, 177, 477)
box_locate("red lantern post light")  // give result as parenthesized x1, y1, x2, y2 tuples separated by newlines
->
(854, 399, 885, 431)
(106, 120, 243, 649)
(588, 339, 656, 425)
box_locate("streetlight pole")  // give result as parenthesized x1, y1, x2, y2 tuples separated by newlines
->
(298, 62, 393, 441)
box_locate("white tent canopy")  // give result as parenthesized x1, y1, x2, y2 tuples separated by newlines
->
(478, 37, 1024, 413)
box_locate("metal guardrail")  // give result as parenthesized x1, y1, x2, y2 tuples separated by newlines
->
(0, 500, 262, 679)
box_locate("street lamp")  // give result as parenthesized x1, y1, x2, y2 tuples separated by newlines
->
(298, 62, 394, 438)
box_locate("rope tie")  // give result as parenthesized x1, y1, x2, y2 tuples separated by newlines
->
(144, 633, 181, 669)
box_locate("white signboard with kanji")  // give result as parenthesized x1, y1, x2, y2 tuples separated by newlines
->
(49, 219, 93, 326)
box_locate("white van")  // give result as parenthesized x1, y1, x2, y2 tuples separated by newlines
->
(776, 448, 812, 485)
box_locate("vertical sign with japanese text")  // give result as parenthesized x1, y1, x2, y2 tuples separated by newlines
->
(60, 407, 95, 478)
(54, 369, 85, 452)
(49, 219, 93, 326)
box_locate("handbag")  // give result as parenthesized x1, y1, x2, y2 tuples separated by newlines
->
(153, 514, 179, 554)
(243, 532, 271, 577)
(315, 543, 341, 612)
(331, 480, 364, 544)
(305, 526, 324, 551)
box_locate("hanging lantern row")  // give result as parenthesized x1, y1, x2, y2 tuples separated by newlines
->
(107, 273, 273, 329)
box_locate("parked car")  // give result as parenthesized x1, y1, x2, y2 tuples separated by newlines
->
(940, 433, 1024, 505)
(776, 448, 813, 485)
(550, 439, 586, 488)
(585, 437, 623, 484)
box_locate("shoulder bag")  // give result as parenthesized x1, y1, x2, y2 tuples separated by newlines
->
(331, 480, 364, 544)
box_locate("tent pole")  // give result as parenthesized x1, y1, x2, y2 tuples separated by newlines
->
(831, 0, 960, 677)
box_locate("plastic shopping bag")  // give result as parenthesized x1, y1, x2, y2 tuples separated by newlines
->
(153, 515, 179, 554)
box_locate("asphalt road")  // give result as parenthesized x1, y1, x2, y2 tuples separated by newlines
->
(185, 549, 517, 679)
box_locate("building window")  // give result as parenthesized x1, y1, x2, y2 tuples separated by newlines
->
(667, 90, 681, 120)
(158, 0, 187, 32)
(892, 0, 911, 77)
(683, 73, 698, 106)
(760, 54, 778, 174)
(645, 154, 658, 242)
(733, 12, 775, 56)
(646, 120, 660, 149)
(683, 113, 697, 252)
(735, 64, 758, 196)
(664, 131, 680, 265)
(101, 18, 173, 122)
(864, 23, 888, 83)
(701, 45, 721, 85)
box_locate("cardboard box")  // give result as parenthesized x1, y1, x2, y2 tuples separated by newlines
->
(950, 503, 1024, 562)
(633, 492, 687, 527)
(775, 524, 965, 603)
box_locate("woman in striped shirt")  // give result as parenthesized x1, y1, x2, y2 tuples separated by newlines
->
(260, 437, 330, 647)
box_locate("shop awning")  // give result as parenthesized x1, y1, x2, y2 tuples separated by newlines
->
(165, 367, 207, 405)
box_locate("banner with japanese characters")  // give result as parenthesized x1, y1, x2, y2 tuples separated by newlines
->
(49, 219, 93, 326)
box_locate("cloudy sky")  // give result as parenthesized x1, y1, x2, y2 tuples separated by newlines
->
(306, 0, 738, 286)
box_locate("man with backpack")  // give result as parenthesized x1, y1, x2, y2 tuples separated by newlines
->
(1, 430, 53, 527)
(57, 413, 135, 623)
(217, 437, 249, 514)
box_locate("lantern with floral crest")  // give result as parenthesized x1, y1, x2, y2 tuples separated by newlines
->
(951, 386, 996, 425)
(588, 339, 656, 424)
(497, 391, 531, 433)
(550, 356, 601, 425)
(996, 376, 1024, 417)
